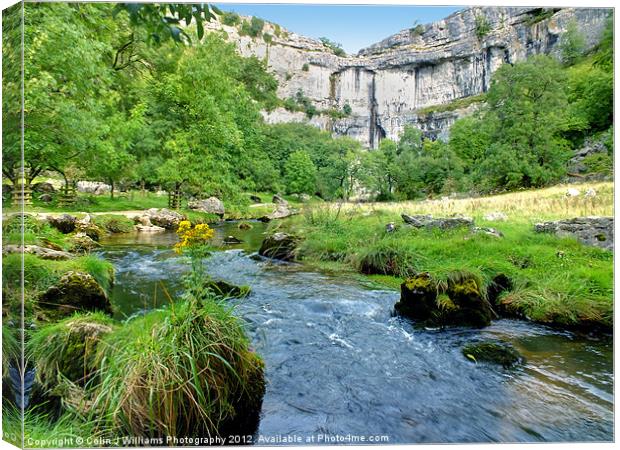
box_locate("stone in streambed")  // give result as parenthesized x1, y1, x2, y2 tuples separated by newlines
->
(188, 197, 225, 218)
(461, 341, 524, 368)
(206, 279, 251, 298)
(258, 233, 300, 261)
(395, 272, 496, 328)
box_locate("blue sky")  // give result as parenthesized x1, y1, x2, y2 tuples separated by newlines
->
(214, 4, 462, 54)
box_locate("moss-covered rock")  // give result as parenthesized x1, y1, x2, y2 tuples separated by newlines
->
(39, 271, 112, 318)
(27, 313, 116, 389)
(461, 341, 524, 368)
(394, 272, 438, 321)
(238, 221, 253, 230)
(47, 214, 77, 234)
(395, 271, 497, 328)
(68, 233, 101, 254)
(258, 232, 300, 261)
(207, 279, 251, 298)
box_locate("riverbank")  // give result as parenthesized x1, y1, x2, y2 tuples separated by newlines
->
(271, 182, 614, 332)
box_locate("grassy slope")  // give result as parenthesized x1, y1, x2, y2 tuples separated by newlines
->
(280, 182, 614, 330)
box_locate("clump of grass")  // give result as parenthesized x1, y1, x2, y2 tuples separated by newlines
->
(91, 295, 264, 438)
(2, 404, 101, 448)
(27, 313, 116, 392)
(92, 215, 135, 234)
(355, 242, 417, 277)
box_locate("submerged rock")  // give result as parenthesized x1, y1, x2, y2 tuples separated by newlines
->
(258, 232, 300, 261)
(401, 214, 474, 230)
(462, 341, 524, 368)
(207, 279, 251, 298)
(395, 272, 496, 328)
(188, 197, 225, 218)
(238, 221, 253, 230)
(534, 216, 613, 251)
(224, 235, 243, 244)
(40, 271, 112, 318)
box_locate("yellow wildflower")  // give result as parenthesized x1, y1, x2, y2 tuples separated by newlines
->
(175, 221, 215, 254)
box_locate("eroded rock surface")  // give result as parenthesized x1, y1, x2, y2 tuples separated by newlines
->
(535, 217, 613, 251)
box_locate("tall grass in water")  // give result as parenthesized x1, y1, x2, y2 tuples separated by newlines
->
(91, 293, 264, 438)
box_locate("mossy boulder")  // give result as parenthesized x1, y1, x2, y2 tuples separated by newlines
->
(238, 221, 253, 230)
(207, 279, 251, 298)
(39, 271, 112, 318)
(28, 314, 115, 389)
(462, 341, 524, 368)
(395, 272, 497, 328)
(47, 214, 77, 234)
(394, 273, 437, 321)
(258, 232, 300, 261)
(68, 233, 102, 254)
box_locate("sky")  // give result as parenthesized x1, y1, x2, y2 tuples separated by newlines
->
(214, 3, 462, 54)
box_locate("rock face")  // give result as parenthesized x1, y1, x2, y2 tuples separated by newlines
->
(258, 232, 299, 261)
(188, 197, 225, 218)
(395, 272, 497, 328)
(40, 271, 112, 317)
(208, 7, 610, 146)
(535, 217, 613, 251)
(402, 213, 474, 229)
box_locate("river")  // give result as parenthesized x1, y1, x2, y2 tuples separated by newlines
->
(99, 221, 613, 444)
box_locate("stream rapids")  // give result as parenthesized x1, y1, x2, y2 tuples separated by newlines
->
(99, 222, 613, 444)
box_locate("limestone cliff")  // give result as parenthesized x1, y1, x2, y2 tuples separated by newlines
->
(209, 6, 611, 147)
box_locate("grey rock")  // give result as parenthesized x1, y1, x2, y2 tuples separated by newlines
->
(38, 193, 53, 202)
(3, 244, 73, 260)
(77, 181, 111, 195)
(402, 213, 474, 229)
(386, 222, 396, 233)
(144, 208, 184, 229)
(272, 194, 288, 205)
(69, 233, 102, 254)
(535, 217, 613, 251)
(188, 197, 225, 217)
(473, 227, 503, 238)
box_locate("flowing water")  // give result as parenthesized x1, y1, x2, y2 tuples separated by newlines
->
(100, 222, 613, 444)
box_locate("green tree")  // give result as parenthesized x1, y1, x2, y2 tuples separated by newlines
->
(476, 55, 572, 190)
(560, 19, 586, 66)
(284, 151, 317, 195)
(360, 139, 398, 200)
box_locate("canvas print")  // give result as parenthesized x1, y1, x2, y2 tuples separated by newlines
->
(1, 1, 614, 447)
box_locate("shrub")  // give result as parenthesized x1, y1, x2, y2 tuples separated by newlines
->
(221, 11, 240, 26)
(319, 37, 346, 57)
(301, 62, 309, 71)
(263, 32, 272, 44)
(475, 15, 491, 39)
(582, 153, 613, 176)
(240, 16, 265, 38)
(92, 296, 265, 438)
(342, 103, 352, 116)
(409, 23, 425, 37)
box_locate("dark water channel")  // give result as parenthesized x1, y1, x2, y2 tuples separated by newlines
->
(99, 222, 613, 444)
